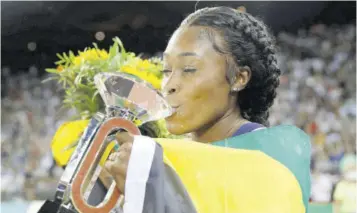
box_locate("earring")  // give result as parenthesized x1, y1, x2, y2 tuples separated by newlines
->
(232, 87, 240, 92)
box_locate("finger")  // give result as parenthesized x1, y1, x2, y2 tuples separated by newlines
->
(104, 160, 115, 173)
(98, 169, 113, 189)
(109, 151, 129, 162)
(116, 131, 134, 146)
(104, 161, 126, 194)
(109, 152, 121, 161)
(108, 152, 116, 161)
(118, 142, 133, 153)
(104, 159, 128, 178)
(115, 150, 130, 162)
(113, 174, 125, 194)
(112, 155, 128, 177)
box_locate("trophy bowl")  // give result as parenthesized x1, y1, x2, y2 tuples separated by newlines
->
(94, 72, 172, 123)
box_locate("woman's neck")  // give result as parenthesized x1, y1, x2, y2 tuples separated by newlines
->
(191, 108, 248, 143)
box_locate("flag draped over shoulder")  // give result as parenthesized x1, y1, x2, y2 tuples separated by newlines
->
(124, 125, 311, 213)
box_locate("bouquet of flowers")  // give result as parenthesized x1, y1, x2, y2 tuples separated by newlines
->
(46, 37, 177, 167)
(45, 37, 163, 119)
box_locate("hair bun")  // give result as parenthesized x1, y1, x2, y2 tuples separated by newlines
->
(237, 6, 246, 13)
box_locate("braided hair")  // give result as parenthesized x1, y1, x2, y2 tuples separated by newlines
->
(139, 121, 162, 138)
(180, 7, 281, 126)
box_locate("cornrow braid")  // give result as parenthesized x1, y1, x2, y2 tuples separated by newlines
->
(181, 7, 281, 126)
(139, 121, 162, 138)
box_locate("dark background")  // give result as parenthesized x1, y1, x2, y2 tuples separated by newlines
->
(1, 1, 356, 76)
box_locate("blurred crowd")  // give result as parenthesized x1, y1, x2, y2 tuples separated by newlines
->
(1, 24, 356, 209)
(272, 24, 356, 207)
(1, 71, 76, 200)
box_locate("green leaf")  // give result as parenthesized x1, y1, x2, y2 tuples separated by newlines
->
(45, 68, 59, 73)
(113, 37, 126, 55)
(69, 51, 76, 60)
(92, 43, 99, 50)
(56, 53, 64, 60)
(55, 60, 66, 65)
(41, 76, 58, 83)
(63, 60, 69, 68)
(91, 90, 100, 101)
(77, 83, 93, 91)
(63, 52, 70, 62)
(109, 42, 119, 59)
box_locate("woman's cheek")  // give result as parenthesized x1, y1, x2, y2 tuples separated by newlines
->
(161, 76, 169, 91)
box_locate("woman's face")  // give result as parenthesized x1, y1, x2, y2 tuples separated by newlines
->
(162, 26, 237, 135)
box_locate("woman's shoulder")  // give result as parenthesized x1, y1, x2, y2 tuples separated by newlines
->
(216, 124, 311, 210)
(232, 122, 266, 137)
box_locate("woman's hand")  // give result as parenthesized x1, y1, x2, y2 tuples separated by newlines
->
(104, 131, 134, 194)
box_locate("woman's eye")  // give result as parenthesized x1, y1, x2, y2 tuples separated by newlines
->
(162, 69, 172, 74)
(183, 68, 197, 73)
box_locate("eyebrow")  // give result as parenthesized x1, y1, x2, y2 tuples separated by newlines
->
(163, 52, 199, 58)
(178, 52, 198, 57)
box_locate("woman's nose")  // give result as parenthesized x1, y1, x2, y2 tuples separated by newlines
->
(162, 86, 177, 96)
(162, 73, 180, 96)
(168, 87, 176, 95)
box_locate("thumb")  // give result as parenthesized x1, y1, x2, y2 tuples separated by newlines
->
(115, 131, 134, 146)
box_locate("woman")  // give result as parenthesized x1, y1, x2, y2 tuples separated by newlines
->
(105, 7, 310, 213)
(333, 154, 356, 213)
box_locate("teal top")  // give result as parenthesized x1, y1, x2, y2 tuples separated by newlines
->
(212, 125, 311, 212)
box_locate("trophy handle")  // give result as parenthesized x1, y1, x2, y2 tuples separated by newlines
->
(71, 117, 141, 213)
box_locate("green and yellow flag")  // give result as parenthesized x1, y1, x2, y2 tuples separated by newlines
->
(123, 125, 310, 213)
(52, 123, 310, 213)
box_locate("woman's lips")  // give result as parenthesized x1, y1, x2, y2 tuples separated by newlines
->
(169, 105, 180, 116)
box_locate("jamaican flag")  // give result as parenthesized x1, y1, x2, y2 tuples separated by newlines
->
(124, 125, 311, 213)
(52, 124, 310, 213)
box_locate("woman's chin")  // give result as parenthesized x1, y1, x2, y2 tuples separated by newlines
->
(165, 121, 188, 136)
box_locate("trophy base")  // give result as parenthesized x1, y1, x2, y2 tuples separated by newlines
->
(36, 200, 60, 213)
(57, 206, 78, 213)
(37, 200, 79, 213)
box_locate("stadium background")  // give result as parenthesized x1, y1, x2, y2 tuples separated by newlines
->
(1, 1, 356, 213)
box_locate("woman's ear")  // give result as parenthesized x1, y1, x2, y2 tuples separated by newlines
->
(231, 66, 251, 92)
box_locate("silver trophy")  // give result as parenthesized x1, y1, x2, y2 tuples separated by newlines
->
(52, 72, 171, 213)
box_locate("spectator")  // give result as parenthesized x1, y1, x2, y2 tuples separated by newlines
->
(333, 154, 357, 213)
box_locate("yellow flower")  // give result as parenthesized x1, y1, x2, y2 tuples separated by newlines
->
(56, 65, 64, 72)
(51, 119, 118, 167)
(146, 73, 162, 89)
(121, 65, 139, 76)
(138, 59, 154, 70)
(97, 49, 109, 59)
(72, 49, 109, 66)
(51, 120, 90, 166)
(121, 64, 162, 90)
